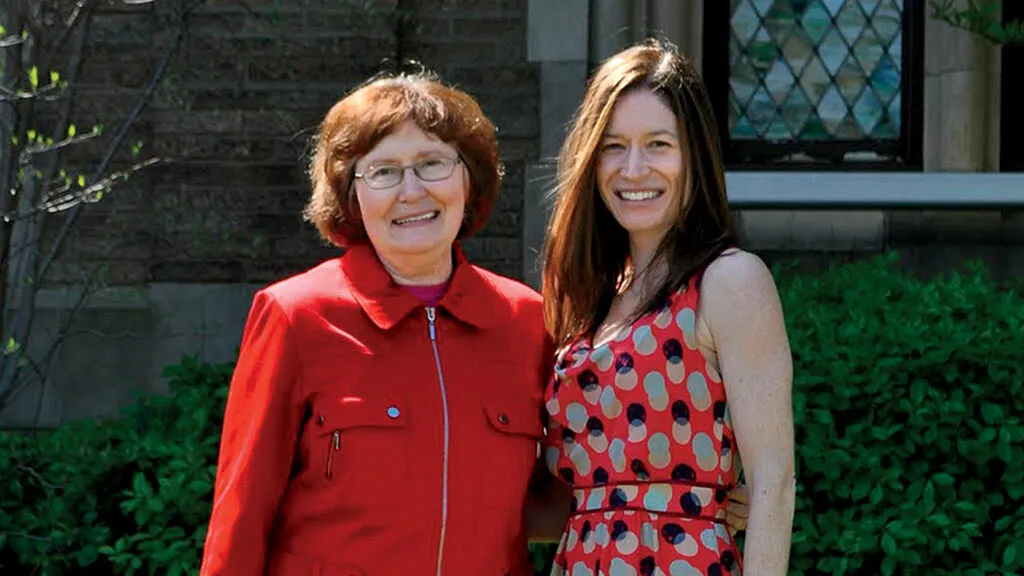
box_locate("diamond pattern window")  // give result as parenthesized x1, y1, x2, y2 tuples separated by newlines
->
(704, 0, 923, 168)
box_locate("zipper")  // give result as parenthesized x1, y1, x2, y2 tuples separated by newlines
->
(426, 306, 450, 576)
(325, 431, 339, 479)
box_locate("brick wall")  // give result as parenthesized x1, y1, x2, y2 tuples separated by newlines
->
(54, 0, 538, 285)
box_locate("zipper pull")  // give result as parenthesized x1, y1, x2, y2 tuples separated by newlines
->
(426, 306, 436, 341)
(326, 431, 339, 479)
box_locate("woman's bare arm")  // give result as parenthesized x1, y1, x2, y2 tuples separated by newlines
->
(703, 250, 796, 576)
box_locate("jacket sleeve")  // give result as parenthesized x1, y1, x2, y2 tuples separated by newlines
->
(200, 290, 304, 575)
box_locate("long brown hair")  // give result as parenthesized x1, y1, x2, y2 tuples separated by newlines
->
(541, 38, 737, 347)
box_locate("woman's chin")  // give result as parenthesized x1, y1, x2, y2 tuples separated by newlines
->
(615, 218, 671, 239)
(379, 231, 457, 258)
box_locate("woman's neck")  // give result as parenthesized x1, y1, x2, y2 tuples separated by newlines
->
(626, 232, 667, 296)
(378, 249, 453, 286)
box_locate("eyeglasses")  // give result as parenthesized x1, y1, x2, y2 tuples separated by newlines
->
(354, 156, 462, 190)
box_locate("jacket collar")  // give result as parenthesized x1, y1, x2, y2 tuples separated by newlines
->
(341, 242, 504, 331)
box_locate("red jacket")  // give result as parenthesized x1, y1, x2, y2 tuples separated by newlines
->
(200, 243, 551, 576)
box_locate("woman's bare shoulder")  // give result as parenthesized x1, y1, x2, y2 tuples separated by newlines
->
(704, 249, 775, 292)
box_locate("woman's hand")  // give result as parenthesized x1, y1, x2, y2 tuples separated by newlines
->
(725, 483, 749, 537)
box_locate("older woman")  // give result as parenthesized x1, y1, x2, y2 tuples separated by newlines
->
(199, 72, 551, 576)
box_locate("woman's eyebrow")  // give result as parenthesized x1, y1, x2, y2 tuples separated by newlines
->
(602, 129, 678, 139)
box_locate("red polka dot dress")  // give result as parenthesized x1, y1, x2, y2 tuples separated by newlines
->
(543, 274, 742, 576)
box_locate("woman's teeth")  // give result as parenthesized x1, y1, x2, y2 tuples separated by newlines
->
(618, 190, 661, 201)
(394, 211, 439, 225)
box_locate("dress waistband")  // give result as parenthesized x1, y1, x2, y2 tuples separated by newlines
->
(570, 482, 731, 524)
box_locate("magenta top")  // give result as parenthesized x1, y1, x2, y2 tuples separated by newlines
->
(404, 281, 449, 306)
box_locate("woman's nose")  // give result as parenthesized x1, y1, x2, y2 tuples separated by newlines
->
(620, 146, 650, 179)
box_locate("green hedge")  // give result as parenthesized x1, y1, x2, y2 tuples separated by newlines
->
(782, 254, 1024, 576)
(0, 358, 231, 576)
(1, 253, 1022, 575)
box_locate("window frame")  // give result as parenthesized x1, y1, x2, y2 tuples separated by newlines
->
(702, 0, 925, 171)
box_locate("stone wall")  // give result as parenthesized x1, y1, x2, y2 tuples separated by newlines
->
(55, 0, 537, 286)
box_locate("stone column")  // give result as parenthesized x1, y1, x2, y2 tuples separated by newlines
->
(590, 0, 633, 63)
(892, 2, 1007, 275)
(649, 0, 704, 68)
(924, 0, 1001, 171)
(986, 24, 1001, 172)
(524, 0, 591, 288)
(590, 0, 704, 67)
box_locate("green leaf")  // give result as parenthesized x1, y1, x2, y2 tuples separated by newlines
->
(922, 480, 936, 511)
(870, 484, 884, 505)
(1006, 543, 1018, 567)
(982, 402, 1003, 424)
(76, 546, 99, 567)
(979, 428, 997, 443)
(28, 66, 38, 89)
(953, 501, 976, 514)
(68, 124, 76, 138)
(49, 70, 59, 84)
(132, 472, 150, 496)
(77, 175, 86, 187)
(882, 533, 898, 556)
(910, 378, 928, 404)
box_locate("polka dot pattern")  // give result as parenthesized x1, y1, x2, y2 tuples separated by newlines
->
(547, 275, 741, 575)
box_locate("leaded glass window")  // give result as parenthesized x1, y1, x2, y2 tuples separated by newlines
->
(704, 0, 922, 167)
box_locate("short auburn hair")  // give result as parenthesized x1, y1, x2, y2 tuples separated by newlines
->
(305, 71, 503, 247)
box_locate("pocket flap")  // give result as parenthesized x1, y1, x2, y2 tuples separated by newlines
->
(483, 395, 543, 438)
(315, 395, 407, 432)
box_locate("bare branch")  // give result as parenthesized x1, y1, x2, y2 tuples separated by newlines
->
(17, 128, 102, 162)
(15, 463, 58, 490)
(43, 0, 96, 70)
(35, 1, 207, 285)
(0, 0, 210, 408)
(39, 157, 161, 213)
(0, 1, 94, 405)
(0, 34, 27, 48)
(1, 157, 161, 222)
(34, 235, 150, 392)
(0, 82, 63, 102)
(3, 324, 55, 410)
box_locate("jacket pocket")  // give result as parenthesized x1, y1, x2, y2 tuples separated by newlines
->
(483, 395, 544, 439)
(477, 378, 545, 511)
(307, 394, 408, 508)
